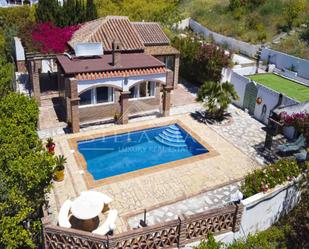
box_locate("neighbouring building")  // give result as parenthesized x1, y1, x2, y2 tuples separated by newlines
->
(26, 16, 180, 132)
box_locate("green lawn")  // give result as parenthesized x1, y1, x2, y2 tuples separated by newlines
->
(249, 74, 309, 102)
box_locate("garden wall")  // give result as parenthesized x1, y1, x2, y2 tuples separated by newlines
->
(213, 179, 302, 245)
(260, 48, 309, 80)
(176, 18, 260, 58)
(229, 71, 299, 126)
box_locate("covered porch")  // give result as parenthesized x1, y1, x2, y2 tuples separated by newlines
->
(56, 52, 174, 133)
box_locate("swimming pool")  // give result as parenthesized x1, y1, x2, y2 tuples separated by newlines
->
(77, 124, 208, 180)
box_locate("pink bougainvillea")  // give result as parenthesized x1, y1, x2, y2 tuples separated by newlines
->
(31, 22, 80, 54)
(280, 111, 309, 126)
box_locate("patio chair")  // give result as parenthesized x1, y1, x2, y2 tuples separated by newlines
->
(58, 200, 72, 228)
(295, 149, 308, 163)
(277, 134, 305, 155)
(92, 209, 118, 235)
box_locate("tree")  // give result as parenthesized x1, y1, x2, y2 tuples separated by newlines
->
(173, 36, 232, 84)
(0, 93, 55, 248)
(35, 0, 60, 25)
(197, 81, 238, 119)
(283, 0, 305, 29)
(86, 0, 97, 21)
(196, 43, 232, 83)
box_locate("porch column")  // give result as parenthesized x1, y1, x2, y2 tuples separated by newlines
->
(119, 91, 131, 125)
(69, 78, 80, 133)
(31, 60, 42, 106)
(173, 54, 180, 88)
(162, 86, 172, 117)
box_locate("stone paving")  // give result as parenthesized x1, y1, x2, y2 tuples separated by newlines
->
(48, 114, 258, 234)
(127, 182, 241, 228)
(41, 80, 284, 235)
(206, 105, 285, 165)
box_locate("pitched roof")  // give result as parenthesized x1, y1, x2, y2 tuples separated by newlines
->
(132, 22, 170, 46)
(56, 53, 165, 75)
(68, 16, 145, 52)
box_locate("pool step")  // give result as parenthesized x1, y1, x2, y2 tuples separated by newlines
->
(162, 130, 183, 139)
(155, 125, 187, 148)
(158, 133, 186, 143)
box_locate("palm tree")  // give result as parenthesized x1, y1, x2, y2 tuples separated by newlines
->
(197, 81, 239, 119)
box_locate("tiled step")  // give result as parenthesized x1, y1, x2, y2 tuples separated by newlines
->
(155, 136, 187, 148)
(158, 133, 185, 143)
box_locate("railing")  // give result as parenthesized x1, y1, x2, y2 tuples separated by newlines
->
(43, 203, 243, 249)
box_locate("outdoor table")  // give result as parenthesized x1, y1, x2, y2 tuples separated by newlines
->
(71, 193, 104, 232)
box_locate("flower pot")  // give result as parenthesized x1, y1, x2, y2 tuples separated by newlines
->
(54, 169, 64, 182)
(46, 143, 55, 154)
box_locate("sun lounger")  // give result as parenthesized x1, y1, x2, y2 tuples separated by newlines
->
(92, 209, 118, 235)
(277, 134, 305, 154)
(58, 200, 72, 228)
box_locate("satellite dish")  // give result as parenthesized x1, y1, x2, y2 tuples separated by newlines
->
(75, 43, 104, 58)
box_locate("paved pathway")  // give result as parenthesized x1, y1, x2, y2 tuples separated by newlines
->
(128, 182, 240, 228)
(207, 105, 285, 165)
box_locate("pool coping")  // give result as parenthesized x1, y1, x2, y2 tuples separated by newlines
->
(68, 119, 220, 189)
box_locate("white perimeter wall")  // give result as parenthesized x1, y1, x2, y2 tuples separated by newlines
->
(261, 48, 309, 80)
(176, 18, 260, 58)
(215, 179, 302, 245)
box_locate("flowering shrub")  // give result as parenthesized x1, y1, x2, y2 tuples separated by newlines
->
(31, 22, 80, 54)
(172, 35, 232, 84)
(280, 112, 309, 126)
(280, 111, 309, 141)
(240, 159, 304, 198)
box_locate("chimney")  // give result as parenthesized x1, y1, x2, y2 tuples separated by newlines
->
(112, 40, 121, 67)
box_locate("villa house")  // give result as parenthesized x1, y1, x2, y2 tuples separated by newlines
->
(27, 16, 180, 133)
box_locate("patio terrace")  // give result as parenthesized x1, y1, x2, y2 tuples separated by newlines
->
(46, 113, 258, 234)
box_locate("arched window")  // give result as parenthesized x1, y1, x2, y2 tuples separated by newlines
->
(130, 81, 156, 99)
(79, 87, 114, 106)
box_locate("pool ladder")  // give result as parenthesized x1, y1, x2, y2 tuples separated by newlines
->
(155, 125, 188, 148)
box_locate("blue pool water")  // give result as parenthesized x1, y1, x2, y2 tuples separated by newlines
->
(78, 124, 208, 180)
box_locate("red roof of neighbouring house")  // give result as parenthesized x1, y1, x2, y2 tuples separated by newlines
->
(56, 53, 165, 75)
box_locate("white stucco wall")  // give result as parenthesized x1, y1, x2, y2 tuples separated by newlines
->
(215, 179, 302, 245)
(233, 66, 257, 76)
(187, 18, 260, 58)
(254, 85, 280, 124)
(230, 71, 250, 108)
(77, 73, 166, 94)
(14, 37, 25, 61)
(261, 48, 309, 80)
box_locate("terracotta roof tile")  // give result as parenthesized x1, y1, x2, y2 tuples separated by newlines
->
(75, 67, 166, 81)
(132, 22, 170, 45)
(69, 16, 144, 52)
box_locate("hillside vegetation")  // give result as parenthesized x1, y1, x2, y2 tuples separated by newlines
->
(180, 0, 309, 58)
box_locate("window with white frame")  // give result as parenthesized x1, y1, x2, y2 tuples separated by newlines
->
(129, 81, 156, 99)
(79, 87, 114, 106)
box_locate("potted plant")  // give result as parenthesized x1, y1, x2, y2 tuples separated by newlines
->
(46, 137, 55, 154)
(54, 155, 67, 182)
(114, 112, 120, 124)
